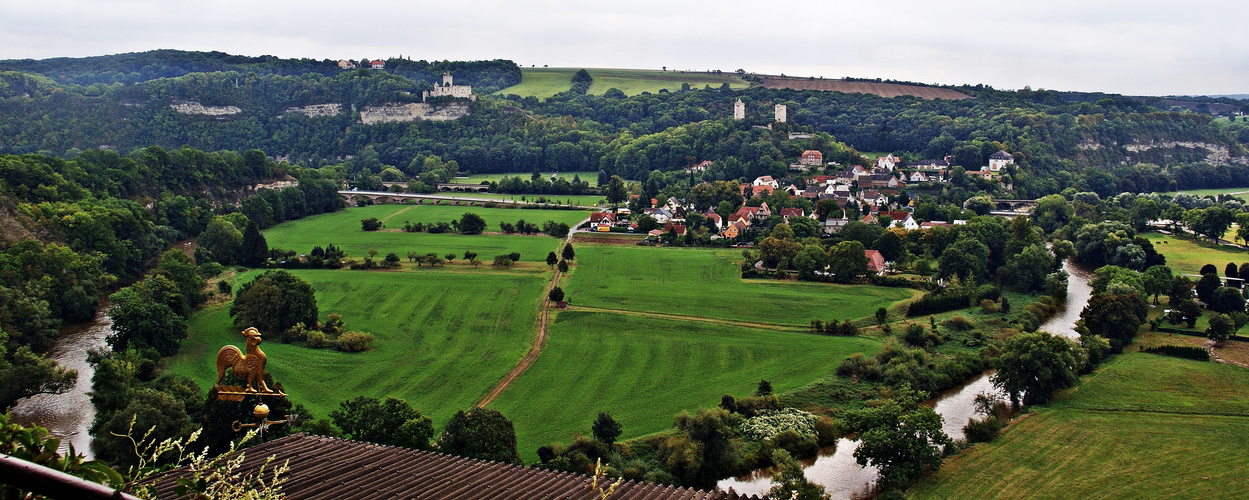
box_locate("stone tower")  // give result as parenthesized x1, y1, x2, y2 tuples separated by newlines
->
(775, 104, 787, 123)
(734, 98, 745, 120)
(442, 72, 453, 86)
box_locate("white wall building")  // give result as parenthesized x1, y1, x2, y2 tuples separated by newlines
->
(734, 98, 745, 120)
(423, 72, 476, 101)
(775, 104, 787, 123)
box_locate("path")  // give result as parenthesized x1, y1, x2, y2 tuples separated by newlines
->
(476, 217, 590, 408)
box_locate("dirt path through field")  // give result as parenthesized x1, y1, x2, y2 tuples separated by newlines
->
(477, 218, 589, 408)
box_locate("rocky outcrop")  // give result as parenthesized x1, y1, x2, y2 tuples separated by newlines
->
(170, 100, 241, 116)
(359, 102, 469, 124)
(1124, 141, 1230, 164)
(284, 103, 342, 118)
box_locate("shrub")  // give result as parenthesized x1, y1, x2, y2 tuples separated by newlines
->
(1141, 344, 1210, 361)
(979, 299, 999, 313)
(902, 323, 928, 347)
(907, 292, 971, 316)
(217, 280, 232, 295)
(335, 331, 375, 352)
(548, 286, 565, 302)
(943, 315, 974, 331)
(199, 262, 225, 277)
(768, 430, 819, 458)
(962, 416, 1002, 444)
(741, 408, 818, 441)
(306, 330, 328, 348)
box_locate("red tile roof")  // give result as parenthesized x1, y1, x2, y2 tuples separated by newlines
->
(865, 249, 886, 272)
(151, 434, 756, 500)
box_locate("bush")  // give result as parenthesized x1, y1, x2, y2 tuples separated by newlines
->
(335, 331, 375, 352)
(548, 286, 565, 302)
(741, 408, 818, 441)
(768, 429, 819, 458)
(979, 299, 999, 313)
(907, 292, 971, 317)
(216, 280, 232, 295)
(962, 416, 1002, 444)
(306, 330, 328, 348)
(943, 315, 974, 331)
(198, 262, 225, 277)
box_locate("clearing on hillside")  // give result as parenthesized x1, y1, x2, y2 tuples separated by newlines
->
(1141, 232, 1246, 276)
(489, 310, 882, 461)
(760, 77, 971, 100)
(497, 68, 749, 99)
(909, 352, 1249, 498)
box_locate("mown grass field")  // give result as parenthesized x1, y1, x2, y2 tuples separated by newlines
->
(1142, 232, 1247, 275)
(263, 205, 590, 262)
(456, 171, 600, 187)
(909, 352, 1249, 498)
(496, 68, 748, 99)
(1161, 186, 1249, 198)
(166, 269, 547, 428)
(561, 245, 918, 325)
(489, 311, 882, 461)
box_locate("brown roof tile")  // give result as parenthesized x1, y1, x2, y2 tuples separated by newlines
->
(152, 434, 759, 500)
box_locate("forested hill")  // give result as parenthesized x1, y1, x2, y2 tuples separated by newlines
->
(2, 51, 1249, 199)
(0, 49, 521, 90)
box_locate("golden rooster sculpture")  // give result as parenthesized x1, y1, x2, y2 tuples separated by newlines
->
(216, 327, 272, 393)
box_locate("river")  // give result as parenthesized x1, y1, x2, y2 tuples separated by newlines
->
(718, 259, 1094, 498)
(9, 304, 112, 459)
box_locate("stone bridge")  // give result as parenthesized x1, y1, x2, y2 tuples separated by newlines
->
(992, 199, 1037, 211)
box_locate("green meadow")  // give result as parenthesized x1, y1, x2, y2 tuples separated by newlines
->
(496, 68, 748, 99)
(489, 310, 882, 460)
(1142, 232, 1247, 275)
(263, 204, 591, 262)
(561, 245, 918, 325)
(166, 269, 547, 428)
(910, 352, 1249, 498)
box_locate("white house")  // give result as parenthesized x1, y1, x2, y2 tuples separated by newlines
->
(891, 214, 919, 231)
(909, 172, 930, 182)
(876, 154, 898, 171)
(988, 150, 1014, 172)
(752, 175, 780, 188)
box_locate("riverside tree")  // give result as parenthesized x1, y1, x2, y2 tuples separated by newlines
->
(992, 331, 1080, 405)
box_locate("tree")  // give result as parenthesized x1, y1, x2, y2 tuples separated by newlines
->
(330, 396, 434, 450)
(360, 217, 383, 231)
(603, 176, 628, 206)
(229, 270, 318, 335)
(198, 216, 243, 265)
(492, 255, 513, 268)
(940, 238, 990, 283)
(562, 244, 575, 260)
(0, 333, 77, 410)
(839, 386, 949, 487)
(1213, 286, 1245, 314)
(1141, 265, 1173, 305)
(1227, 262, 1240, 279)
(1207, 314, 1235, 343)
(875, 307, 888, 325)
(815, 198, 840, 221)
(1175, 298, 1202, 327)
(546, 252, 558, 267)
(107, 279, 188, 356)
(237, 221, 268, 267)
(1196, 273, 1221, 305)
(1080, 292, 1148, 351)
(548, 286, 565, 302)
(793, 244, 829, 279)
(1200, 263, 1219, 276)
(591, 412, 623, 445)
(873, 231, 905, 262)
(1169, 275, 1195, 306)
(459, 213, 487, 235)
(437, 408, 522, 464)
(768, 449, 830, 500)
(463, 250, 478, 262)
(992, 331, 1079, 405)
(1005, 244, 1055, 292)
(827, 240, 868, 283)
(755, 379, 773, 396)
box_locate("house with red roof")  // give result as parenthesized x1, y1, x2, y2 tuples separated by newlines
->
(801, 150, 823, 166)
(704, 212, 723, 230)
(370, 60, 386, 70)
(779, 207, 806, 221)
(865, 250, 887, 273)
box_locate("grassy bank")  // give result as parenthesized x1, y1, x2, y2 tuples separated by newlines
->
(909, 352, 1249, 498)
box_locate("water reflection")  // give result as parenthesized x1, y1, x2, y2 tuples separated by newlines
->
(1039, 259, 1095, 339)
(10, 306, 112, 459)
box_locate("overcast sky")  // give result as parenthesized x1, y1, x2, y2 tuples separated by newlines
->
(1, 0, 1246, 96)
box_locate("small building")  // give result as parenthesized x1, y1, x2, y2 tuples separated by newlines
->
(337, 59, 358, 69)
(779, 207, 806, 221)
(722, 220, 747, 239)
(734, 98, 745, 120)
(801, 150, 824, 166)
(775, 104, 787, 123)
(909, 172, 930, 182)
(913, 159, 948, 171)
(687, 160, 712, 174)
(370, 59, 386, 70)
(876, 154, 898, 171)
(753, 175, 780, 188)
(989, 150, 1014, 172)
(704, 212, 723, 230)
(865, 250, 887, 273)
(822, 218, 850, 234)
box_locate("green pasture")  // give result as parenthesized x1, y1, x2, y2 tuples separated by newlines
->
(167, 269, 547, 429)
(1161, 186, 1249, 198)
(489, 310, 882, 461)
(561, 245, 918, 325)
(263, 205, 591, 262)
(910, 352, 1249, 498)
(456, 171, 600, 187)
(1142, 232, 1247, 276)
(496, 68, 748, 99)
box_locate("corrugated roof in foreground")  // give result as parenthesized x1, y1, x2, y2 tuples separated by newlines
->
(152, 433, 763, 500)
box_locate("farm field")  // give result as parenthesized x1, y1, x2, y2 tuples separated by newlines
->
(496, 68, 748, 99)
(489, 310, 883, 461)
(263, 204, 591, 262)
(456, 171, 600, 187)
(166, 269, 547, 428)
(758, 77, 971, 100)
(1142, 232, 1247, 275)
(561, 244, 918, 326)
(909, 352, 1249, 498)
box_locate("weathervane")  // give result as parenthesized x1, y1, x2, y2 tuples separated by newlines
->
(214, 327, 294, 440)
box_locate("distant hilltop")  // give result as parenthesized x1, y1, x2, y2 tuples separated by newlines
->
(758, 75, 971, 100)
